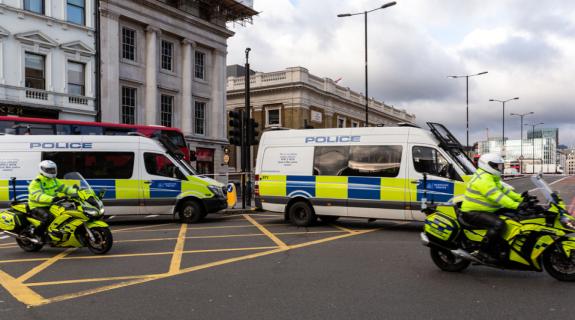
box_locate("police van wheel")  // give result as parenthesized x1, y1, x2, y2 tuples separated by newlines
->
(180, 201, 204, 224)
(318, 215, 339, 224)
(288, 201, 316, 227)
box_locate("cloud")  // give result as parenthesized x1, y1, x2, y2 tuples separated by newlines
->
(227, 0, 575, 146)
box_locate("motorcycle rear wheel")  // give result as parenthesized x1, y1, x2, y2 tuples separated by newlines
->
(430, 247, 471, 272)
(86, 227, 113, 255)
(543, 244, 575, 281)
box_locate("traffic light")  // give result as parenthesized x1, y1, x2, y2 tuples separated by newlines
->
(228, 110, 243, 146)
(248, 118, 260, 145)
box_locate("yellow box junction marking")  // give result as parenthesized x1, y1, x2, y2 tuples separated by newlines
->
(243, 214, 288, 249)
(169, 223, 188, 273)
(0, 215, 383, 308)
(18, 248, 76, 283)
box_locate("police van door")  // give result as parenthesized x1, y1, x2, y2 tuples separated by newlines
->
(408, 145, 459, 221)
(140, 152, 187, 215)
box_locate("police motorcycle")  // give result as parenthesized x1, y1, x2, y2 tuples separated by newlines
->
(420, 173, 575, 281)
(0, 172, 113, 254)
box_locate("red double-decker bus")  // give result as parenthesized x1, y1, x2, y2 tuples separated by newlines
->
(0, 116, 190, 161)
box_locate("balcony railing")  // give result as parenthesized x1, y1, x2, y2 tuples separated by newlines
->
(69, 95, 89, 105)
(26, 89, 48, 101)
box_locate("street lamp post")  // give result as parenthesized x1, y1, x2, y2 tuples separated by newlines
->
(525, 122, 544, 173)
(510, 111, 534, 173)
(489, 97, 519, 155)
(338, 1, 396, 127)
(448, 71, 488, 148)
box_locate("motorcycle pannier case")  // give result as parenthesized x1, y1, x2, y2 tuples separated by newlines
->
(0, 209, 25, 231)
(424, 212, 459, 245)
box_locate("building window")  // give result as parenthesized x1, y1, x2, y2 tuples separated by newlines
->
(121, 27, 136, 61)
(121, 87, 137, 124)
(194, 101, 205, 135)
(352, 121, 359, 128)
(161, 40, 173, 71)
(266, 107, 281, 127)
(25, 53, 45, 90)
(337, 117, 346, 128)
(160, 95, 174, 127)
(67, 62, 85, 95)
(195, 51, 205, 79)
(24, 0, 44, 14)
(67, 0, 85, 25)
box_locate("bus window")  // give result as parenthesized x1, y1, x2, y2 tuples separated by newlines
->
(15, 122, 55, 135)
(0, 120, 15, 134)
(162, 130, 186, 148)
(104, 127, 134, 135)
(57, 124, 103, 135)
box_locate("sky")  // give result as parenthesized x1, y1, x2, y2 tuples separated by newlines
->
(227, 0, 575, 147)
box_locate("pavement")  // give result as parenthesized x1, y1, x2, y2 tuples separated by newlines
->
(1, 176, 574, 319)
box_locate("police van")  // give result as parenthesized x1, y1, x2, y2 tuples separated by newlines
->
(254, 123, 477, 226)
(0, 135, 227, 222)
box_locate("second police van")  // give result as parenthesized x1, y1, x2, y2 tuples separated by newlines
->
(254, 123, 477, 226)
(0, 135, 227, 222)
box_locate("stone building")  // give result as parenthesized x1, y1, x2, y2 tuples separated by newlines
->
(99, 0, 256, 178)
(567, 151, 575, 175)
(226, 66, 416, 170)
(0, 0, 97, 120)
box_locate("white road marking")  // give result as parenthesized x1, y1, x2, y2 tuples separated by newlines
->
(146, 215, 160, 218)
(529, 176, 570, 193)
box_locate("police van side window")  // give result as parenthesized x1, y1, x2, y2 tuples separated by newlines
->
(42, 152, 134, 179)
(313, 146, 349, 176)
(412, 146, 459, 180)
(144, 153, 186, 180)
(343, 145, 403, 177)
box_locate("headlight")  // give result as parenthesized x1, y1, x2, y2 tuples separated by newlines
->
(84, 207, 101, 217)
(208, 186, 224, 198)
(560, 216, 575, 231)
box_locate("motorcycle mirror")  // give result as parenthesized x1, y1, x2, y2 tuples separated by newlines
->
(73, 184, 80, 190)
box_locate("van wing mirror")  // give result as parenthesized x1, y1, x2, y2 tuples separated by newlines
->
(97, 189, 107, 199)
(448, 164, 461, 181)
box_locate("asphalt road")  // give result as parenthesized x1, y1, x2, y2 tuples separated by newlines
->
(1, 176, 574, 320)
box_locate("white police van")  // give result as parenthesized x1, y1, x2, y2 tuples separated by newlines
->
(254, 123, 478, 226)
(0, 135, 227, 222)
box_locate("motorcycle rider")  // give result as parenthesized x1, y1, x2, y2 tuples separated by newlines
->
(28, 160, 77, 239)
(460, 153, 525, 263)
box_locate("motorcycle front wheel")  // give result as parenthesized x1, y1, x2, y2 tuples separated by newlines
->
(86, 227, 113, 255)
(430, 247, 471, 272)
(543, 244, 575, 281)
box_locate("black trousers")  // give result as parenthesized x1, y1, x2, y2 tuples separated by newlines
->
(29, 207, 54, 233)
(461, 211, 507, 254)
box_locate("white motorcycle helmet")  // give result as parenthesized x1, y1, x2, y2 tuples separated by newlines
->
(478, 153, 504, 177)
(39, 160, 57, 178)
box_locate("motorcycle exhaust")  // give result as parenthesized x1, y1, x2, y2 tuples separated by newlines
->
(2, 231, 41, 244)
(421, 232, 483, 263)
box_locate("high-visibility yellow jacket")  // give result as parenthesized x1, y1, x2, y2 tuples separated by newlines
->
(28, 175, 76, 209)
(461, 168, 523, 213)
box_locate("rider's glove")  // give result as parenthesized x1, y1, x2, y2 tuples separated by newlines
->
(51, 196, 64, 203)
(518, 201, 530, 211)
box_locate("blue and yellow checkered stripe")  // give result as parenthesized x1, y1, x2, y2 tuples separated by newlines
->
(0, 179, 201, 204)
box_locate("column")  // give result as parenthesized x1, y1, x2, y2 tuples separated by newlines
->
(145, 26, 159, 125)
(210, 49, 227, 139)
(99, 10, 120, 122)
(180, 39, 194, 135)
